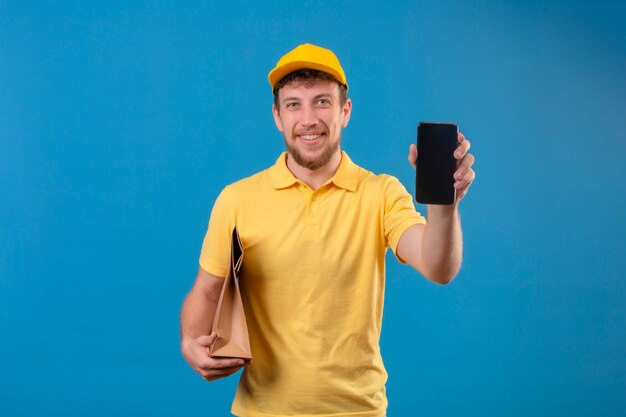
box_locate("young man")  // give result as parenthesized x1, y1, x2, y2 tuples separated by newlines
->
(180, 43, 475, 417)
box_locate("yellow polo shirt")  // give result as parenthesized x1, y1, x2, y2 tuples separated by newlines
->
(199, 151, 425, 417)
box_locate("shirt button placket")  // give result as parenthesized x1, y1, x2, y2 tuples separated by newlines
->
(304, 192, 319, 240)
(310, 194, 318, 217)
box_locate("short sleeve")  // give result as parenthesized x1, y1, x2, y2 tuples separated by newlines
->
(383, 176, 426, 262)
(198, 186, 237, 277)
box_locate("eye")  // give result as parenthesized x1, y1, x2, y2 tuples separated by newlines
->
(285, 102, 299, 109)
(316, 98, 331, 106)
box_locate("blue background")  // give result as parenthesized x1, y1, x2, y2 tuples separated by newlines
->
(1, 1, 624, 416)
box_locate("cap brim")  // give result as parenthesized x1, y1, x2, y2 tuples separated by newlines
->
(268, 60, 347, 89)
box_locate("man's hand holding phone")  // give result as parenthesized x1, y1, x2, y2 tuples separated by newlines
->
(450, 132, 475, 201)
(409, 124, 475, 205)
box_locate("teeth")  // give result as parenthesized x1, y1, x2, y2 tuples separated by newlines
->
(301, 134, 320, 141)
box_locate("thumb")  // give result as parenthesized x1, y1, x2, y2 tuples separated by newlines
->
(408, 144, 418, 170)
(197, 332, 217, 347)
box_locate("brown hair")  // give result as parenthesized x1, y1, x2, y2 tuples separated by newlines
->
(273, 69, 348, 111)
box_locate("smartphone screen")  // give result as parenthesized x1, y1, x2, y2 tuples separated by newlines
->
(415, 122, 458, 205)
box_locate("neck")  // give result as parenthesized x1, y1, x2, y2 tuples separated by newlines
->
(286, 151, 342, 190)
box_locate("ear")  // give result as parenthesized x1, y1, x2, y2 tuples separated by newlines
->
(341, 98, 352, 128)
(272, 103, 284, 133)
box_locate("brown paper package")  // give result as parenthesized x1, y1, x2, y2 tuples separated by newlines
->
(208, 227, 253, 360)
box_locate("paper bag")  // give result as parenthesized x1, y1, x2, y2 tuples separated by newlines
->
(208, 227, 252, 360)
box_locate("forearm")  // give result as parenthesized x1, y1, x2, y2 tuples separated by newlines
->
(180, 287, 220, 346)
(419, 204, 463, 283)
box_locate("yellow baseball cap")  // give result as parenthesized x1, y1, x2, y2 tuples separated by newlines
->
(268, 43, 348, 90)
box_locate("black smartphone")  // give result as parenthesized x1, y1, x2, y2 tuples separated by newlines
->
(415, 122, 458, 205)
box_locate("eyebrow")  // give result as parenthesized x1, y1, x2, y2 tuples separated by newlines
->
(282, 94, 333, 102)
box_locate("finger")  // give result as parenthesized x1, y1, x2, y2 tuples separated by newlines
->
(458, 131, 466, 143)
(208, 365, 244, 375)
(454, 153, 475, 178)
(201, 365, 243, 381)
(454, 166, 475, 184)
(197, 333, 217, 347)
(455, 178, 473, 199)
(454, 169, 475, 190)
(219, 364, 245, 373)
(454, 137, 470, 160)
(456, 189, 468, 201)
(203, 357, 246, 370)
(408, 144, 417, 169)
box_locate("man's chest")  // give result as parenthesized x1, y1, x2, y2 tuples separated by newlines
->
(234, 186, 387, 280)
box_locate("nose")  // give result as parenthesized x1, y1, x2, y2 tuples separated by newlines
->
(300, 104, 319, 127)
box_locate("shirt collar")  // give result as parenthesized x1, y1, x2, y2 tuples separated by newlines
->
(268, 153, 299, 189)
(330, 151, 359, 191)
(269, 150, 360, 191)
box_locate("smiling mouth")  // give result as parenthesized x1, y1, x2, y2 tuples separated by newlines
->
(297, 132, 325, 142)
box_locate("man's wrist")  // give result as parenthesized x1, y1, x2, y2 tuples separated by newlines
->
(427, 203, 459, 219)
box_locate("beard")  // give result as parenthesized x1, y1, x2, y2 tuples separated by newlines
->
(284, 135, 341, 171)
